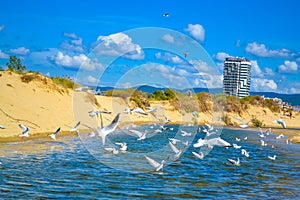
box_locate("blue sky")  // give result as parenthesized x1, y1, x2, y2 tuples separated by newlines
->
(0, 0, 299, 93)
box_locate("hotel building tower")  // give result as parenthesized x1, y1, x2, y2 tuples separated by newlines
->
(223, 57, 251, 98)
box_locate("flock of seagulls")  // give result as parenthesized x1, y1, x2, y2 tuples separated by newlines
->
(0, 104, 293, 172)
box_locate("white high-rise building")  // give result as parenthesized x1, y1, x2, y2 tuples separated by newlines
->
(223, 57, 251, 98)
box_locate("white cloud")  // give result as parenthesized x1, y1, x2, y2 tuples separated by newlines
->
(290, 87, 300, 94)
(251, 78, 277, 91)
(155, 52, 184, 64)
(92, 32, 144, 60)
(161, 34, 174, 44)
(184, 24, 205, 42)
(245, 42, 291, 58)
(86, 75, 98, 85)
(264, 67, 275, 76)
(278, 60, 298, 73)
(250, 60, 264, 78)
(0, 25, 5, 31)
(52, 51, 103, 71)
(63, 32, 79, 39)
(214, 52, 230, 62)
(0, 50, 9, 59)
(189, 60, 213, 72)
(10, 47, 30, 55)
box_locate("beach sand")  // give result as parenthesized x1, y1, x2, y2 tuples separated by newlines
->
(1, 71, 299, 143)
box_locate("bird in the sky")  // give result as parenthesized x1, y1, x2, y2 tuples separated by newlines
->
(163, 13, 169, 17)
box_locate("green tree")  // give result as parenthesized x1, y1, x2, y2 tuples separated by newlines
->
(6, 55, 26, 72)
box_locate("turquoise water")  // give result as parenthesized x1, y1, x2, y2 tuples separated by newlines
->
(0, 126, 299, 199)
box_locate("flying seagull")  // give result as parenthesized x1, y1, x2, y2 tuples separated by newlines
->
(184, 51, 189, 58)
(97, 113, 121, 145)
(273, 119, 286, 129)
(163, 13, 169, 17)
(193, 137, 231, 148)
(0, 125, 5, 129)
(145, 155, 166, 172)
(129, 129, 147, 141)
(233, 116, 252, 128)
(48, 127, 61, 141)
(268, 155, 277, 160)
(192, 151, 204, 160)
(66, 121, 81, 132)
(115, 142, 127, 151)
(19, 123, 30, 138)
(168, 141, 185, 160)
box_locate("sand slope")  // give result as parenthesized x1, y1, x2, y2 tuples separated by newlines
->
(0, 71, 299, 143)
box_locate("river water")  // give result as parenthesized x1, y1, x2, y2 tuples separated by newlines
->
(0, 125, 299, 199)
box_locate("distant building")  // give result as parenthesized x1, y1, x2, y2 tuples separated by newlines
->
(223, 57, 251, 98)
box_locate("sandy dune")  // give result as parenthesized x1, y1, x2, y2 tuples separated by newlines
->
(0, 71, 299, 143)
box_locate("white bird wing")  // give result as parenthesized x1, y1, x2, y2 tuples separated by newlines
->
(101, 113, 120, 135)
(128, 129, 143, 137)
(115, 142, 124, 147)
(145, 155, 160, 168)
(19, 123, 27, 132)
(74, 121, 81, 129)
(168, 141, 180, 154)
(132, 107, 148, 115)
(212, 137, 231, 147)
(233, 116, 245, 124)
(227, 158, 237, 164)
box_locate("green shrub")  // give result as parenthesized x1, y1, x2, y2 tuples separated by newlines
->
(252, 118, 264, 127)
(51, 76, 77, 89)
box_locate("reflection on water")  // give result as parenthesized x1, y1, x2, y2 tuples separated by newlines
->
(0, 126, 299, 199)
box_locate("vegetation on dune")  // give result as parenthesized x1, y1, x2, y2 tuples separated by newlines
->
(252, 118, 265, 127)
(51, 76, 79, 89)
(6, 55, 26, 73)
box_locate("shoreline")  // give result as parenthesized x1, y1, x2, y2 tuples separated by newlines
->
(1, 123, 299, 144)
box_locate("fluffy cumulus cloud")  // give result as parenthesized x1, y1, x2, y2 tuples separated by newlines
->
(0, 50, 9, 59)
(155, 52, 184, 64)
(52, 51, 103, 71)
(278, 60, 298, 73)
(10, 47, 30, 55)
(264, 67, 275, 76)
(245, 42, 291, 58)
(184, 24, 205, 42)
(92, 32, 144, 60)
(250, 60, 264, 78)
(214, 52, 230, 62)
(0, 25, 5, 31)
(161, 34, 174, 44)
(251, 78, 277, 92)
(189, 60, 214, 73)
(63, 32, 79, 39)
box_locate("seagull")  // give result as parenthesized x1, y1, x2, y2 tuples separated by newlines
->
(232, 143, 242, 149)
(0, 125, 5, 129)
(241, 149, 249, 158)
(168, 141, 184, 160)
(268, 155, 276, 160)
(169, 138, 181, 145)
(273, 119, 286, 129)
(164, 116, 171, 124)
(233, 116, 252, 128)
(191, 111, 198, 119)
(88, 113, 121, 145)
(260, 140, 267, 147)
(66, 121, 81, 132)
(181, 130, 192, 137)
(163, 13, 169, 17)
(48, 127, 61, 141)
(203, 124, 214, 132)
(129, 129, 147, 141)
(192, 151, 204, 160)
(18, 123, 30, 138)
(276, 134, 285, 140)
(146, 107, 158, 113)
(244, 136, 248, 140)
(88, 131, 96, 138)
(144, 155, 166, 172)
(193, 137, 231, 148)
(89, 110, 111, 117)
(184, 51, 189, 58)
(123, 107, 132, 114)
(227, 158, 240, 166)
(104, 147, 119, 155)
(258, 128, 265, 138)
(131, 107, 148, 115)
(235, 137, 241, 142)
(115, 142, 127, 151)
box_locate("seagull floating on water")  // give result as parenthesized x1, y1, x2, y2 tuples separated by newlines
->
(233, 143, 242, 149)
(115, 142, 127, 151)
(104, 147, 119, 155)
(192, 151, 204, 160)
(18, 123, 30, 138)
(268, 155, 276, 160)
(227, 158, 240, 166)
(144, 155, 166, 172)
(276, 134, 285, 140)
(241, 149, 249, 158)
(48, 127, 61, 141)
